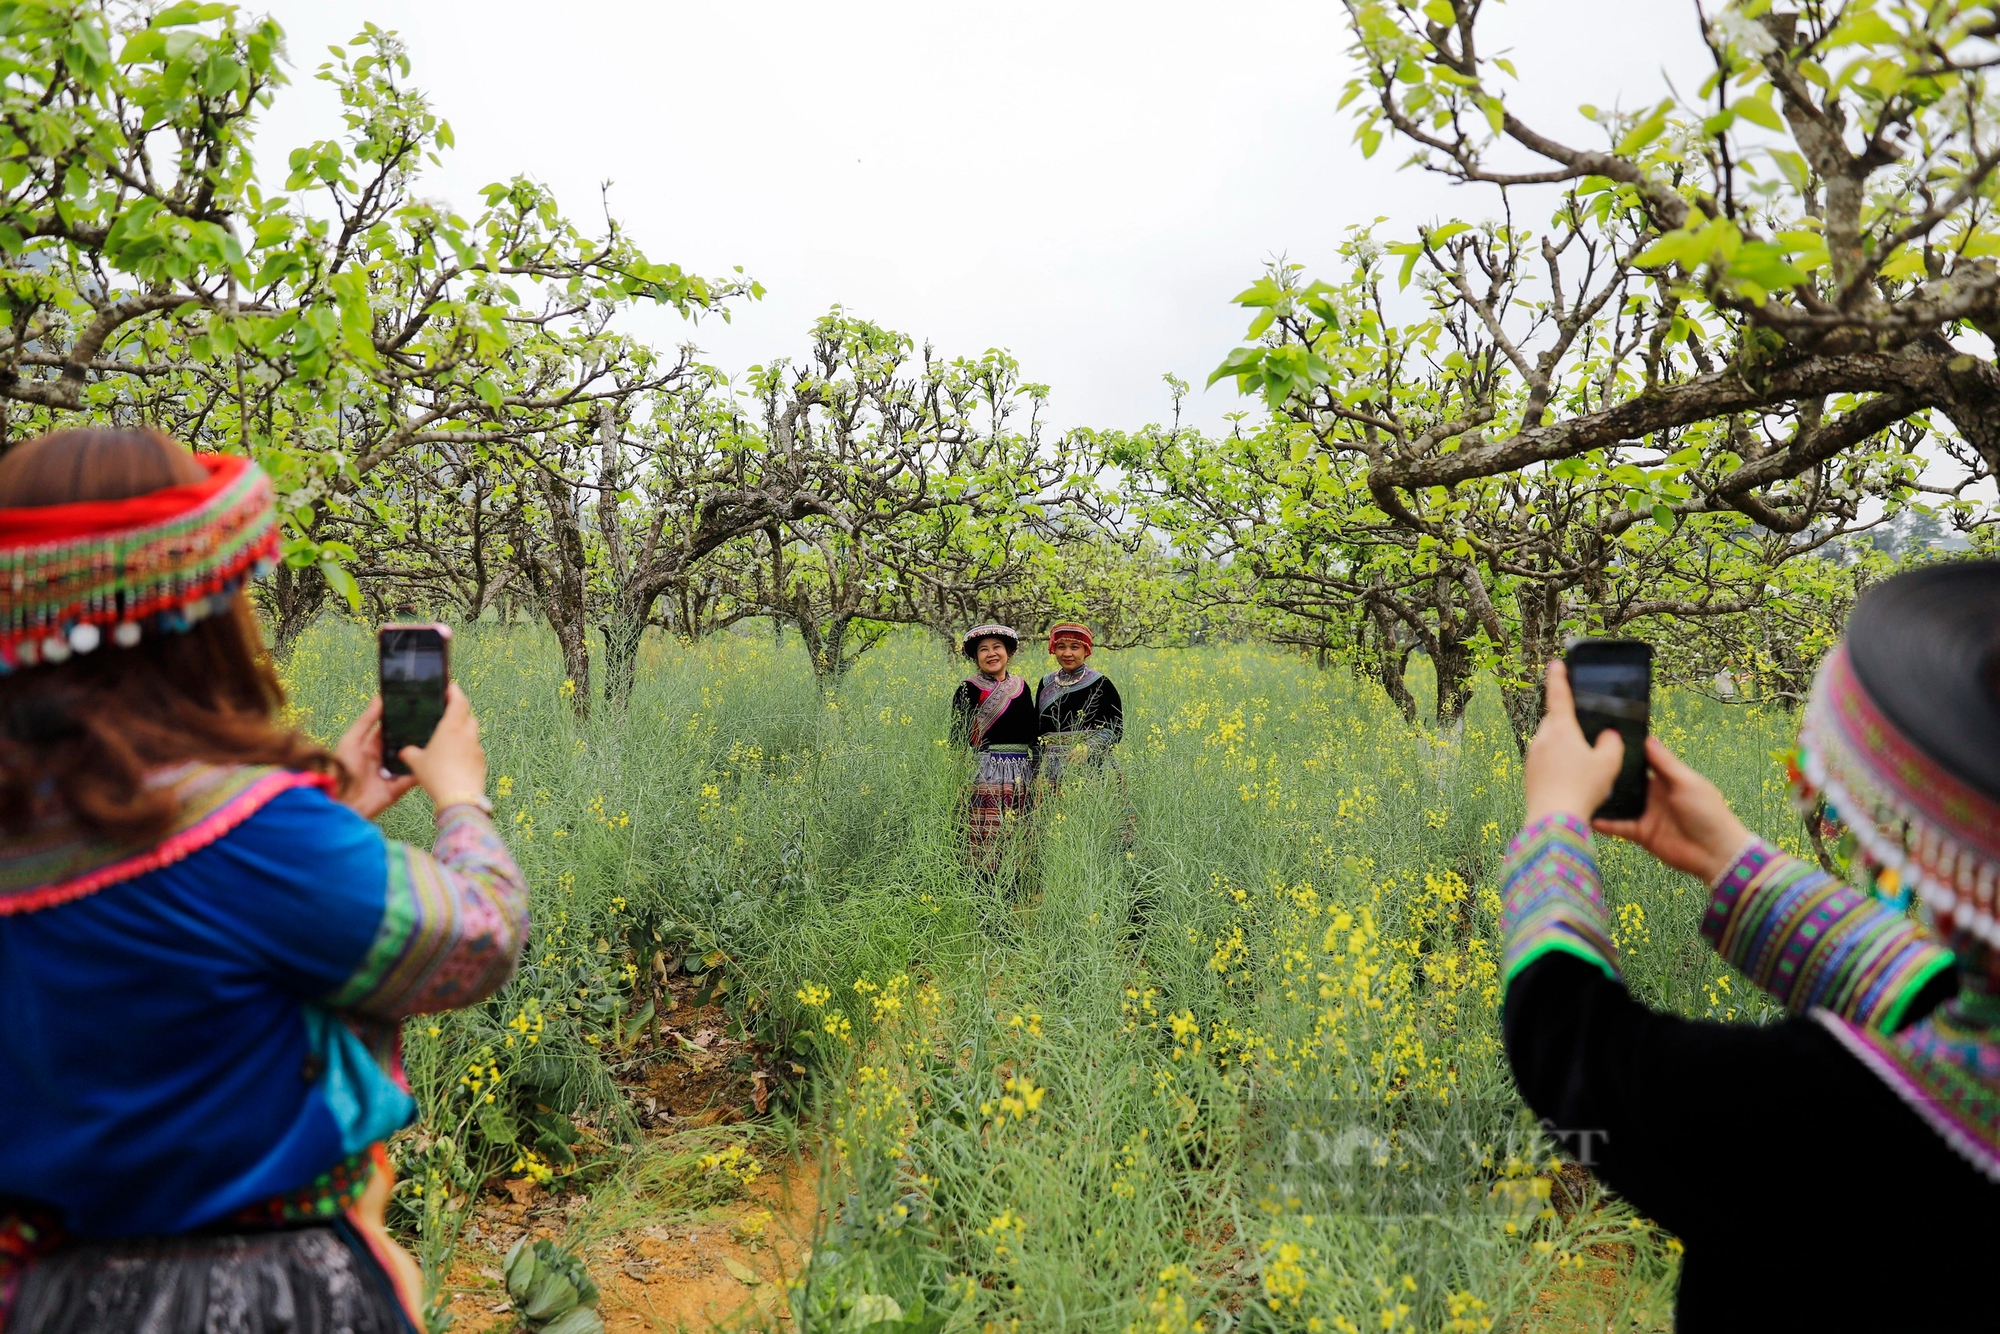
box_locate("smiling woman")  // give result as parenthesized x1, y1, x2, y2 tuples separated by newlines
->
(1035, 621, 1124, 790)
(950, 624, 1037, 874)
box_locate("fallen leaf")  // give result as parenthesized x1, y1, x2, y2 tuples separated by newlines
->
(851, 1294, 903, 1323)
(722, 1257, 761, 1286)
(502, 1178, 541, 1208)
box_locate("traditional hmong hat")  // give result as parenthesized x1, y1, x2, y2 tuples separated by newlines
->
(960, 622, 1019, 658)
(1047, 621, 1092, 652)
(0, 453, 281, 673)
(1793, 562, 2000, 949)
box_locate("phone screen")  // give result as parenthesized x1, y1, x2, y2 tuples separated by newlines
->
(1566, 641, 1652, 819)
(380, 626, 448, 775)
(1569, 661, 1649, 721)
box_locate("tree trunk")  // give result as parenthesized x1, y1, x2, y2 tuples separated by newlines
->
(601, 588, 655, 711)
(536, 471, 592, 719)
(266, 563, 327, 660)
(1366, 601, 1418, 723)
(1499, 581, 1562, 754)
(794, 608, 838, 685)
(1433, 635, 1476, 726)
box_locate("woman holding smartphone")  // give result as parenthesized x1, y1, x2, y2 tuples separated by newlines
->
(0, 428, 526, 1332)
(1505, 565, 1995, 1329)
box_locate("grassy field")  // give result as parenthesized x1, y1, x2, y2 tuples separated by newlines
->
(279, 624, 1801, 1334)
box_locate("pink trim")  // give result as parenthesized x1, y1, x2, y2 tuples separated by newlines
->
(1812, 1011, 2000, 1184)
(348, 1145, 428, 1330)
(0, 769, 334, 916)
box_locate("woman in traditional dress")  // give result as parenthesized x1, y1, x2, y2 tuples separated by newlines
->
(1505, 563, 1996, 1330)
(1034, 622, 1124, 792)
(0, 428, 527, 1333)
(951, 623, 1038, 872)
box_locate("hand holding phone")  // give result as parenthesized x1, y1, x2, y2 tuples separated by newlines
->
(332, 696, 419, 820)
(1564, 638, 1652, 820)
(1524, 661, 1629, 825)
(379, 624, 451, 777)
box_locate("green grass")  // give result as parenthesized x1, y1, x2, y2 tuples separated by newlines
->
(278, 623, 1800, 1333)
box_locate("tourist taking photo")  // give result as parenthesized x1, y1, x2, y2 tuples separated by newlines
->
(1505, 563, 1997, 1330)
(0, 428, 527, 1333)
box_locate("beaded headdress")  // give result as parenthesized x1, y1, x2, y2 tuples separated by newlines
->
(0, 453, 280, 673)
(960, 623, 1019, 659)
(1046, 621, 1092, 652)
(1788, 565, 2000, 953)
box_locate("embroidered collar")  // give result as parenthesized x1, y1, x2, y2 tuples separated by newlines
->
(1040, 665, 1102, 704)
(0, 762, 332, 915)
(965, 673, 1026, 748)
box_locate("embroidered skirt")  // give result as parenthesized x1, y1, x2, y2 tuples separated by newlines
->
(6, 1217, 413, 1334)
(967, 746, 1035, 868)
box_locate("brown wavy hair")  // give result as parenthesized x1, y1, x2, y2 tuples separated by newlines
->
(0, 428, 336, 842)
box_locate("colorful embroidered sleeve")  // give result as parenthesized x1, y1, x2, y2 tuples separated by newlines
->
(326, 803, 529, 1018)
(1501, 814, 1619, 988)
(1700, 839, 1953, 1030)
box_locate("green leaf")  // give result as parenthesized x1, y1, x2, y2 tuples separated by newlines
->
(1616, 103, 1671, 154)
(850, 1294, 903, 1322)
(1878, 246, 1926, 280)
(539, 1311, 605, 1334)
(1421, 0, 1456, 24)
(474, 376, 505, 409)
(1831, 12, 1900, 46)
(722, 1258, 761, 1286)
(476, 1103, 517, 1147)
(1207, 345, 1265, 390)
(504, 1239, 539, 1302)
(1734, 95, 1783, 132)
(1388, 241, 1424, 290)
(318, 557, 361, 612)
(1651, 503, 1674, 531)
(523, 1270, 580, 1321)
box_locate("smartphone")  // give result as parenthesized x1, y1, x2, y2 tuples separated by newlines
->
(379, 623, 452, 776)
(1564, 638, 1652, 820)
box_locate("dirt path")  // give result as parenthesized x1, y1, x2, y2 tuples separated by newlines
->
(438, 978, 824, 1332)
(441, 1147, 820, 1333)
(592, 1151, 819, 1332)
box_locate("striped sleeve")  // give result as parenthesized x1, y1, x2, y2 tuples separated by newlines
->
(325, 803, 529, 1017)
(1500, 814, 1619, 988)
(1700, 839, 1952, 1031)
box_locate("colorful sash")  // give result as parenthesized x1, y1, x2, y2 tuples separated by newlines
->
(0, 762, 332, 916)
(965, 673, 1026, 749)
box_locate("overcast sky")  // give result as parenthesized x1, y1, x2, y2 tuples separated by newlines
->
(251, 1, 1709, 434)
